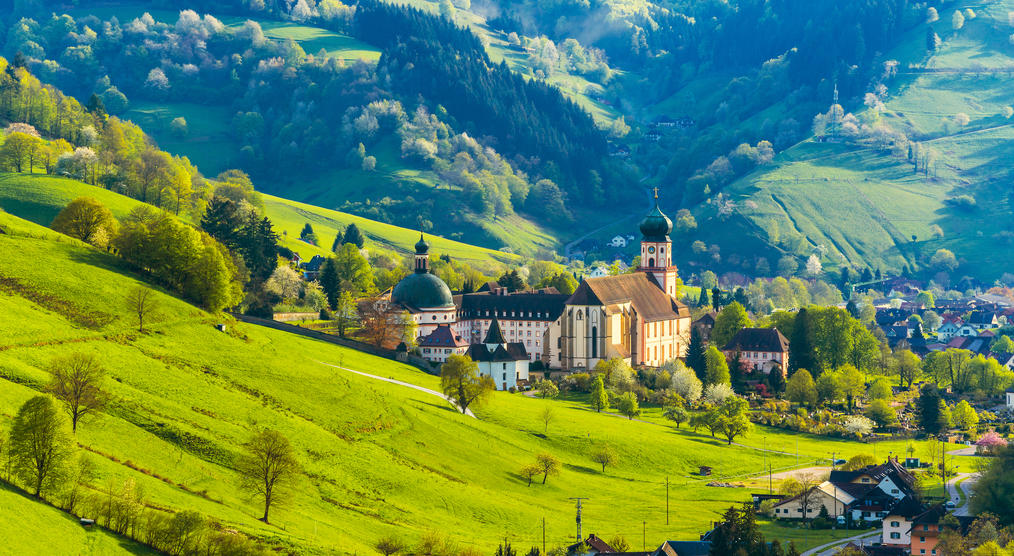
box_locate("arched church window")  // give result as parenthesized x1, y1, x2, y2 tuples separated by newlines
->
(577, 311, 582, 320)
(591, 326, 598, 358)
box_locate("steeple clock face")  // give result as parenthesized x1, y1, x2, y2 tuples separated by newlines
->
(647, 246, 656, 254)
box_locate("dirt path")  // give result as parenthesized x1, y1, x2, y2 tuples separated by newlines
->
(316, 361, 475, 418)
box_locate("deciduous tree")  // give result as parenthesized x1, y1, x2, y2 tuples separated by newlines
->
(439, 355, 494, 414)
(124, 286, 158, 333)
(9, 395, 75, 497)
(712, 302, 751, 348)
(786, 369, 817, 407)
(535, 453, 560, 484)
(589, 374, 609, 412)
(237, 429, 300, 524)
(590, 445, 617, 473)
(45, 353, 108, 433)
(50, 197, 117, 246)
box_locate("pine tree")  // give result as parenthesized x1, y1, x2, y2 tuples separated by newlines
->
(768, 368, 786, 394)
(342, 223, 365, 248)
(697, 287, 709, 307)
(729, 350, 745, 392)
(331, 228, 344, 252)
(845, 299, 859, 319)
(711, 287, 724, 309)
(861, 268, 873, 282)
(788, 308, 815, 377)
(838, 267, 852, 293)
(917, 385, 944, 434)
(686, 327, 707, 382)
(320, 258, 340, 309)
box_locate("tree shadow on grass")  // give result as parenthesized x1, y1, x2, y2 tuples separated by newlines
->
(563, 463, 598, 474)
(409, 398, 464, 415)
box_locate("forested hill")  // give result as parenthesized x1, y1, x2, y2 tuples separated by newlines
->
(358, 1, 610, 196)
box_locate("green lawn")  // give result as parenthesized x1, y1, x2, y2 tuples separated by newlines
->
(0, 207, 929, 553)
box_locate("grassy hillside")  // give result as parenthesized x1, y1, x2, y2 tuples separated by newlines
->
(0, 482, 154, 555)
(0, 207, 946, 553)
(702, 0, 1014, 279)
(0, 172, 519, 271)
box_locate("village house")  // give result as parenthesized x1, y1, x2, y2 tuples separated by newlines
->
(935, 318, 962, 342)
(722, 328, 789, 376)
(417, 324, 468, 364)
(692, 312, 716, 342)
(909, 506, 974, 556)
(609, 235, 627, 248)
(772, 460, 917, 522)
(966, 310, 1000, 331)
(881, 497, 925, 548)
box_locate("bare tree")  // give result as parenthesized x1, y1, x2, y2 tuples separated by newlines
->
(790, 473, 824, 522)
(237, 429, 300, 523)
(46, 353, 108, 433)
(590, 445, 618, 473)
(125, 286, 159, 333)
(539, 406, 555, 433)
(357, 298, 414, 349)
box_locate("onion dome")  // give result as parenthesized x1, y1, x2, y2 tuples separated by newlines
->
(391, 273, 454, 310)
(639, 191, 672, 241)
(415, 233, 430, 255)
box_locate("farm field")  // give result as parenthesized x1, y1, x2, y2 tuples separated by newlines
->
(0, 207, 950, 554)
(0, 172, 519, 272)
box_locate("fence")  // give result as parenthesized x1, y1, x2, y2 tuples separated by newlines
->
(228, 313, 436, 374)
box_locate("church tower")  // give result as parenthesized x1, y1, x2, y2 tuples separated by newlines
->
(638, 189, 679, 298)
(414, 233, 430, 273)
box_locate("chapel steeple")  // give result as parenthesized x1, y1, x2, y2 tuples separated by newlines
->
(637, 188, 679, 298)
(414, 233, 430, 274)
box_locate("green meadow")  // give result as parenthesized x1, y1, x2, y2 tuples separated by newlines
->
(0, 172, 519, 272)
(0, 207, 940, 554)
(0, 482, 154, 555)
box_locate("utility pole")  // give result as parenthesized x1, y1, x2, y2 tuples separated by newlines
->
(642, 521, 646, 552)
(568, 497, 588, 544)
(542, 518, 546, 556)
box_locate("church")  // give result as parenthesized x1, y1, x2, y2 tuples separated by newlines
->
(390, 192, 691, 371)
(552, 192, 691, 370)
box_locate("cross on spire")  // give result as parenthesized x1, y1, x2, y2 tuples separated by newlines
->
(653, 187, 659, 200)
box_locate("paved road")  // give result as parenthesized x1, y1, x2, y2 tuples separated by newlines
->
(947, 446, 977, 456)
(317, 361, 475, 418)
(946, 472, 977, 517)
(800, 530, 881, 556)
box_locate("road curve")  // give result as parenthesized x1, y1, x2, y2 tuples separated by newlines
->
(316, 361, 475, 418)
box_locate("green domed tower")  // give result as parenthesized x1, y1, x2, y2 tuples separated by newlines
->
(637, 188, 680, 298)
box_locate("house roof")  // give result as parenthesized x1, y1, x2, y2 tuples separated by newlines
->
(418, 325, 468, 348)
(456, 291, 568, 322)
(566, 273, 689, 322)
(568, 534, 615, 554)
(654, 541, 712, 556)
(723, 328, 789, 353)
(484, 317, 507, 344)
(465, 342, 528, 362)
(693, 312, 716, 326)
(968, 311, 998, 325)
(947, 336, 991, 354)
(885, 496, 926, 519)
